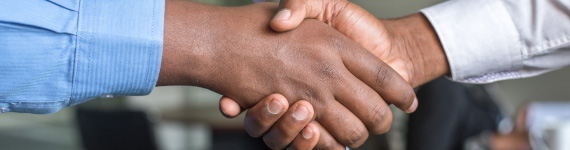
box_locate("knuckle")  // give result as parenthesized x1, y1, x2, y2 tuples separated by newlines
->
(314, 33, 348, 53)
(370, 115, 392, 134)
(342, 126, 367, 147)
(369, 102, 386, 127)
(244, 113, 268, 137)
(264, 126, 297, 149)
(311, 62, 343, 82)
(315, 139, 336, 150)
(368, 103, 391, 134)
(375, 66, 392, 89)
(254, 114, 271, 128)
(326, 36, 355, 55)
(319, 63, 340, 79)
(370, 121, 391, 135)
(329, 37, 347, 51)
(244, 122, 262, 137)
(276, 126, 297, 141)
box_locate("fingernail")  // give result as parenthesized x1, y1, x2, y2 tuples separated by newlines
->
(268, 99, 283, 115)
(274, 9, 291, 21)
(293, 105, 309, 121)
(406, 98, 418, 113)
(302, 127, 313, 139)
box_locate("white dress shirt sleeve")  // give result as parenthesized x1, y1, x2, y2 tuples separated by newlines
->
(421, 0, 570, 83)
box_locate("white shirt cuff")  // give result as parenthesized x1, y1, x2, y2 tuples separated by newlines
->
(421, 0, 522, 83)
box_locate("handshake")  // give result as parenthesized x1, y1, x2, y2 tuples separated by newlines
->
(159, 0, 449, 149)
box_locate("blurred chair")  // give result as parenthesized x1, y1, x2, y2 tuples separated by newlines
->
(76, 108, 158, 150)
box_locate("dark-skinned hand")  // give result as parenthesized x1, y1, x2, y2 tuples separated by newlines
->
(158, 1, 418, 149)
(221, 0, 451, 149)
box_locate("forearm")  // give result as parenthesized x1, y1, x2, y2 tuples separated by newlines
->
(383, 13, 449, 87)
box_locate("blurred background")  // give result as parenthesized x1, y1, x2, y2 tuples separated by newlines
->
(2, 0, 570, 150)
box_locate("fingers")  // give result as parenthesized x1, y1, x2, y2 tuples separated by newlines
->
(243, 94, 290, 137)
(312, 122, 345, 150)
(333, 72, 394, 135)
(263, 100, 315, 149)
(313, 98, 369, 148)
(286, 122, 320, 150)
(219, 96, 243, 118)
(341, 45, 418, 114)
(241, 95, 346, 149)
(271, 0, 336, 32)
(270, 0, 309, 32)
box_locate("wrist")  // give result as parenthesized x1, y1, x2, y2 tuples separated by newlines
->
(383, 13, 449, 87)
(158, 1, 281, 88)
(157, 0, 217, 86)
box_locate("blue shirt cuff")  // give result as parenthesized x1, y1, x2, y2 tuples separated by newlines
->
(71, 0, 165, 106)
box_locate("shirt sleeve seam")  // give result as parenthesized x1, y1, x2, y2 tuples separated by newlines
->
(147, 0, 155, 92)
(69, 0, 84, 106)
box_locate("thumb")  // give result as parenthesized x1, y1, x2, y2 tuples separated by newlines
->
(270, 0, 316, 32)
(219, 96, 243, 118)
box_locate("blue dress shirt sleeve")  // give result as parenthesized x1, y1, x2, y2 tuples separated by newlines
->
(0, 0, 165, 114)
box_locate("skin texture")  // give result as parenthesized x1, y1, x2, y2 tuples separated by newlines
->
(221, 0, 451, 149)
(267, 0, 449, 88)
(158, 0, 417, 149)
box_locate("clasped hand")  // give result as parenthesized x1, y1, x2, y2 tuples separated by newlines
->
(160, 0, 448, 149)
(214, 1, 426, 149)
